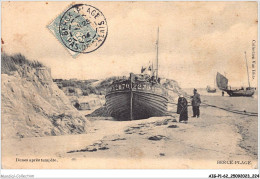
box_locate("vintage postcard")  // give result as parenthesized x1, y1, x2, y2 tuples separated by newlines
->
(1, 1, 258, 171)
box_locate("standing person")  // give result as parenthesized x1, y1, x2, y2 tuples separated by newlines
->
(222, 91, 224, 96)
(191, 88, 201, 118)
(177, 94, 188, 123)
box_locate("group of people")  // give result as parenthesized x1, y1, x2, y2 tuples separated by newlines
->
(177, 88, 201, 124)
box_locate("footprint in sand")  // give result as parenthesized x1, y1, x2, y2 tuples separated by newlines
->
(148, 135, 168, 141)
(138, 132, 146, 135)
(168, 125, 178, 128)
(111, 138, 126, 141)
(98, 146, 109, 150)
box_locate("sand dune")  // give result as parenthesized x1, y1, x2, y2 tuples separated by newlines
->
(2, 94, 257, 169)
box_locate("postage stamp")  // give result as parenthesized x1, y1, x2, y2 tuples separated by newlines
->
(48, 4, 108, 58)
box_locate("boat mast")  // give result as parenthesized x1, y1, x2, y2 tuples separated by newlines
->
(130, 73, 133, 120)
(245, 51, 251, 87)
(156, 27, 159, 79)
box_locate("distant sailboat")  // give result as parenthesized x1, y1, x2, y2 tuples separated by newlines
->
(216, 52, 254, 97)
(206, 86, 216, 93)
(206, 78, 216, 93)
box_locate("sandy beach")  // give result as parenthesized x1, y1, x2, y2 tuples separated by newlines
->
(2, 92, 258, 169)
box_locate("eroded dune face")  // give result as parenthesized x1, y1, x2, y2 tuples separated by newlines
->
(1, 63, 88, 139)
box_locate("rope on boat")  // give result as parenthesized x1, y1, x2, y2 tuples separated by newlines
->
(164, 87, 258, 117)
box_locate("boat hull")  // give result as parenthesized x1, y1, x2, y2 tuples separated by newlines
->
(225, 89, 254, 97)
(207, 89, 216, 93)
(105, 90, 168, 120)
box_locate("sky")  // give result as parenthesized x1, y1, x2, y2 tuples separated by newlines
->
(2, 1, 258, 88)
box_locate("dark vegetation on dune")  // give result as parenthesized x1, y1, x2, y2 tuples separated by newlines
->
(53, 76, 124, 96)
(54, 79, 98, 96)
(1, 53, 44, 74)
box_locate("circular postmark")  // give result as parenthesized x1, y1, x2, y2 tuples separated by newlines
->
(59, 4, 108, 53)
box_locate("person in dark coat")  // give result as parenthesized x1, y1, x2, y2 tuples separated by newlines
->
(177, 94, 188, 123)
(191, 88, 201, 118)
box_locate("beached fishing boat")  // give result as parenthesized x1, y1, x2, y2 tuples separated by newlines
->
(216, 52, 254, 97)
(105, 28, 168, 120)
(105, 74, 168, 120)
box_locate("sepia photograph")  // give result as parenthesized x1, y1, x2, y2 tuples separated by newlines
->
(1, 1, 258, 174)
